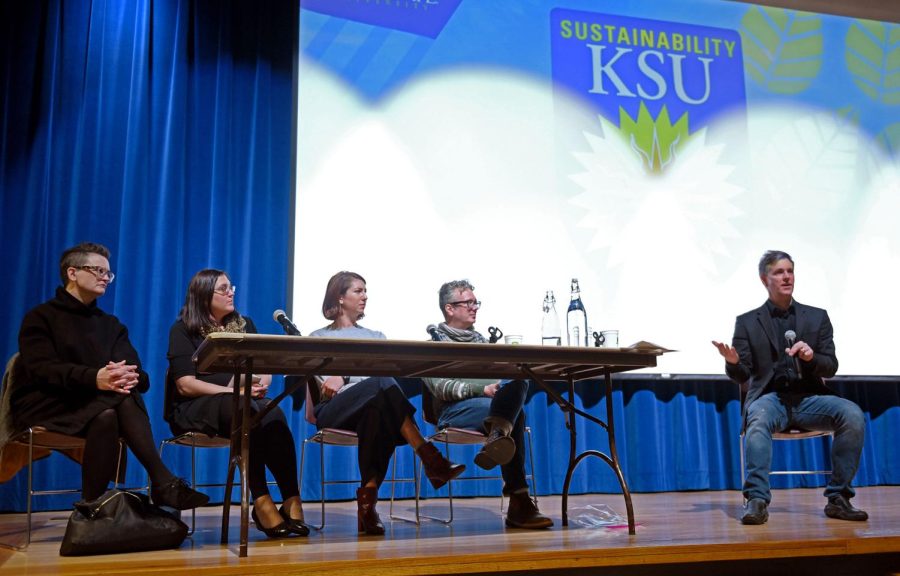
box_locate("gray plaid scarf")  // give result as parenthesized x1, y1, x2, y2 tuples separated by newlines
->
(433, 322, 487, 343)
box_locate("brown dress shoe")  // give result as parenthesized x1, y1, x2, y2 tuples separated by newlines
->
(505, 492, 553, 529)
(474, 428, 516, 470)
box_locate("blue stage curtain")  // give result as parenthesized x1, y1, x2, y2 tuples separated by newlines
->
(298, 375, 900, 505)
(520, 376, 900, 499)
(2, 2, 898, 514)
(0, 0, 296, 511)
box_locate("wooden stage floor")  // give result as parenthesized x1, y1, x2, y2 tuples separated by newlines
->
(2, 487, 899, 576)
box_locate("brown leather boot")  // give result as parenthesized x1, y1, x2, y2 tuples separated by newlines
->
(505, 491, 553, 529)
(416, 442, 466, 489)
(356, 486, 385, 535)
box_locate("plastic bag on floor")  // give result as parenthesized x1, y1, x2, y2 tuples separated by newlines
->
(569, 503, 631, 530)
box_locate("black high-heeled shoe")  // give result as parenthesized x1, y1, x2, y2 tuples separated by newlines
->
(278, 504, 310, 536)
(251, 507, 293, 539)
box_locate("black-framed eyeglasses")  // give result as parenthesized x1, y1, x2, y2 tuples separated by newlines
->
(77, 265, 115, 283)
(214, 285, 236, 296)
(448, 299, 481, 310)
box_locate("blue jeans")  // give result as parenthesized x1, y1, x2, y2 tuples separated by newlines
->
(437, 380, 529, 493)
(743, 392, 865, 503)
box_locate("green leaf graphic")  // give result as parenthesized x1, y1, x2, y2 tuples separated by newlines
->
(845, 21, 900, 106)
(836, 105, 861, 125)
(876, 122, 900, 157)
(740, 7, 823, 94)
(617, 103, 691, 174)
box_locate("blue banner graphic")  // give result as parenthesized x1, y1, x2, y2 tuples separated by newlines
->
(551, 8, 746, 131)
(303, 0, 462, 38)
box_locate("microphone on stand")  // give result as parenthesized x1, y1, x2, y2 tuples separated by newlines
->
(426, 324, 442, 342)
(784, 330, 802, 379)
(273, 309, 301, 336)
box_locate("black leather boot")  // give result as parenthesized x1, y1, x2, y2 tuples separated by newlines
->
(824, 495, 868, 521)
(741, 498, 768, 525)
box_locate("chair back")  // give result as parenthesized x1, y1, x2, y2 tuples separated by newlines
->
(1, 354, 124, 488)
(0, 353, 20, 447)
(305, 377, 320, 426)
(420, 383, 439, 426)
(163, 368, 178, 424)
(303, 378, 360, 445)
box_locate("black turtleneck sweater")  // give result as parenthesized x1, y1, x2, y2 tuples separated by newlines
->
(13, 287, 148, 435)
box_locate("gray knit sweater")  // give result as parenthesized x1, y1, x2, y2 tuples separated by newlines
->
(423, 323, 499, 418)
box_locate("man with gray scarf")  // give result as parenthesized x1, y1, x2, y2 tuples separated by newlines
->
(424, 280, 552, 529)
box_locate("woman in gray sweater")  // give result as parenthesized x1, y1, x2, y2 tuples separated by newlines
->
(310, 271, 464, 535)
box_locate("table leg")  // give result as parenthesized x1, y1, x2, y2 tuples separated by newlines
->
(519, 367, 634, 534)
(603, 372, 635, 535)
(221, 362, 242, 545)
(561, 375, 577, 526)
(238, 358, 253, 557)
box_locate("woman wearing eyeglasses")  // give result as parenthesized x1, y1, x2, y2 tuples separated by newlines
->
(14, 243, 208, 510)
(309, 271, 465, 535)
(167, 269, 308, 539)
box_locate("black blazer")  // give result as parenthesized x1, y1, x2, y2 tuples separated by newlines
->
(725, 300, 838, 420)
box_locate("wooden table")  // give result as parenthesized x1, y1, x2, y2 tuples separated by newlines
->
(193, 333, 666, 556)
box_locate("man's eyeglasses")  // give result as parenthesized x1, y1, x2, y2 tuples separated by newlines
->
(77, 266, 115, 283)
(214, 285, 236, 296)
(448, 299, 481, 310)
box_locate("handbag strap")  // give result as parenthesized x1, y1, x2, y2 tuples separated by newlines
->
(76, 489, 145, 519)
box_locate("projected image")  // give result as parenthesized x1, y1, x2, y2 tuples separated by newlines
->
(294, 0, 899, 375)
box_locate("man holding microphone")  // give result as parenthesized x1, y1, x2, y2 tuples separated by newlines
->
(713, 250, 867, 525)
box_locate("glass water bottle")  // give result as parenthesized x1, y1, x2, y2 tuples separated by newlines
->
(566, 278, 588, 347)
(541, 290, 562, 346)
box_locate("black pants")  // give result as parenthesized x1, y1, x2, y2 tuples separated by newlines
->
(212, 398, 300, 501)
(314, 377, 415, 487)
(171, 393, 300, 502)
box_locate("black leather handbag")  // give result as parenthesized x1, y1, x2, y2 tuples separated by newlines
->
(59, 488, 188, 556)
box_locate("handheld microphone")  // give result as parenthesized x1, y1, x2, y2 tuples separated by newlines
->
(426, 324, 442, 342)
(784, 330, 802, 379)
(273, 309, 301, 336)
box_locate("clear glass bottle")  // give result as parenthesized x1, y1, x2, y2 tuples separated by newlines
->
(541, 291, 562, 346)
(566, 278, 588, 347)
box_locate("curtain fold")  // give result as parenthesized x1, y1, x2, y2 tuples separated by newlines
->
(1, 0, 296, 511)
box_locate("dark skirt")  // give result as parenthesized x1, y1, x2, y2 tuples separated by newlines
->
(13, 387, 147, 437)
(170, 393, 270, 437)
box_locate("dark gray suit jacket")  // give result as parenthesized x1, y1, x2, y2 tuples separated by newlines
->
(725, 300, 838, 421)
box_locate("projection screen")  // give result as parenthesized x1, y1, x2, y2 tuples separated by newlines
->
(294, 0, 899, 375)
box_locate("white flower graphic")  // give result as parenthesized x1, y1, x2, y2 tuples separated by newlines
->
(569, 115, 744, 275)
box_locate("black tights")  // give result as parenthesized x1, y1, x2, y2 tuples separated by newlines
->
(216, 399, 299, 502)
(81, 396, 174, 500)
